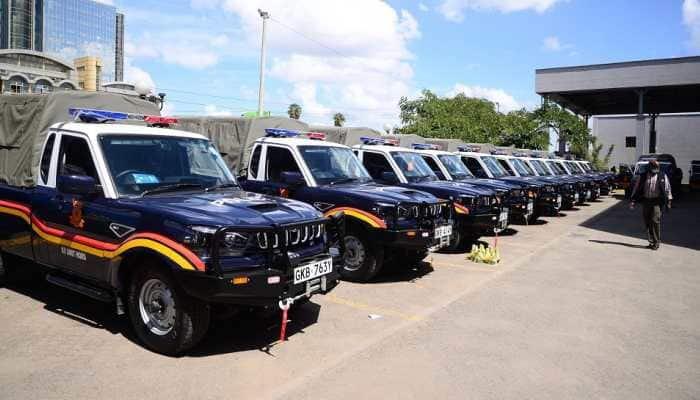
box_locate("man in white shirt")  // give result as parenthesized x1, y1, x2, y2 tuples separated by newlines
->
(630, 160, 672, 250)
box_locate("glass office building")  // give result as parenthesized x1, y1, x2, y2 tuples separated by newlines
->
(42, 0, 116, 82)
(0, 0, 44, 50)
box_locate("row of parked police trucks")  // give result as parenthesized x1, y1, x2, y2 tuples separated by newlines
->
(0, 93, 614, 355)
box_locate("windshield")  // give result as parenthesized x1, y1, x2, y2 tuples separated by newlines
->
(530, 160, 551, 176)
(438, 154, 474, 180)
(580, 162, 593, 172)
(510, 158, 534, 176)
(391, 151, 437, 182)
(101, 135, 236, 197)
(547, 161, 567, 175)
(299, 145, 371, 185)
(566, 161, 584, 174)
(635, 162, 673, 176)
(481, 156, 508, 177)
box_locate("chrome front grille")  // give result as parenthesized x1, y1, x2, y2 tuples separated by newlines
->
(255, 222, 325, 250)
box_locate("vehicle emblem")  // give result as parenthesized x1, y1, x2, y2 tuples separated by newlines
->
(109, 223, 135, 238)
(69, 199, 85, 229)
(313, 202, 334, 212)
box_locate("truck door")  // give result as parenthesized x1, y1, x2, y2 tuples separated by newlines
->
(30, 133, 113, 283)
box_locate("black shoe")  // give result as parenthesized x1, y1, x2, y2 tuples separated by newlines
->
(651, 244, 659, 250)
(647, 244, 655, 249)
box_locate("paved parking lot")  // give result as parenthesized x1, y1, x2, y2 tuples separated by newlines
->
(1, 192, 699, 400)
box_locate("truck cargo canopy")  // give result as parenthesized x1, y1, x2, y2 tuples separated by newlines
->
(177, 116, 309, 173)
(0, 92, 160, 187)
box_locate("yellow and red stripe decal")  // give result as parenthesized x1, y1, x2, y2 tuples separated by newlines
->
(323, 207, 387, 229)
(0, 199, 204, 271)
(454, 203, 470, 215)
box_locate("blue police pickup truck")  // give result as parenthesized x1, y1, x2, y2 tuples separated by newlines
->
(352, 138, 505, 251)
(0, 96, 340, 355)
(239, 129, 452, 282)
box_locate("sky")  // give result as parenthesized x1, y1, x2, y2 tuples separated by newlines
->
(105, 0, 700, 130)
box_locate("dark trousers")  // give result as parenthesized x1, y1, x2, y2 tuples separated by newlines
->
(642, 198, 662, 246)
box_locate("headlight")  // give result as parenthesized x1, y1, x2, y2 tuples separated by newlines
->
(373, 202, 397, 220)
(184, 225, 250, 257)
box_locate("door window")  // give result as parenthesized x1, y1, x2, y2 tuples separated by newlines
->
(463, 156, 488, 178)
(498, 159, 514, 175)
(266, 146, 301, 183)
(58, 135, 101, 185)
(362, 152, 393, 180)
(40, 134, 56, 184)
(421, 156, 445, 179)
(249, 145, 262, 179)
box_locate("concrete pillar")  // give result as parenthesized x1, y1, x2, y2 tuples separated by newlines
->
(635, 89, 647, 159)
(649, 113, 658, 154)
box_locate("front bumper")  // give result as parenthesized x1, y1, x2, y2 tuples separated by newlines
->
(508, 198, 535, 219)
(174, 253, 340, 307)
(537, 192, 562, 214)
(459, 208, 508, 234)
(375, 227, 441, 249)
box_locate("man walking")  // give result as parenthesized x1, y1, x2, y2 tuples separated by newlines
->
(630, 160, 672, 250)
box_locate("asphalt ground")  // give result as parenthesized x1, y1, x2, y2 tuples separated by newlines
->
(1, 191, 698, 399)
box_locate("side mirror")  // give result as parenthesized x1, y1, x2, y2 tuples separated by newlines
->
(280, 171, 305, 186)
(58, 175, 97, 196)
(381, 171, 399, 184)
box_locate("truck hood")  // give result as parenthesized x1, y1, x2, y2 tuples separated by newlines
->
(404, 180, 496, 199)
(315, 182, 438, 205)
(456, 177, 525, 190)
(498, 176, 545, 188)
(118, 189, 323, 227)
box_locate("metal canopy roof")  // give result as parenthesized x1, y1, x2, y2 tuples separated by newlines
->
(535, 56, 700, 115)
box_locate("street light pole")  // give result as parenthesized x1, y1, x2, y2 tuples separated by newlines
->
(257, 9, 270, 117)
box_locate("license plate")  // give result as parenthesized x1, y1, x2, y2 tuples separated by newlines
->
(574, 193, 579, 201)
(556, 194, 562, 205)
(586, 190, 591, 199)
(294, 257, 333, 284)
(527, 200, 534, 213)
(434, 224, 452, 239)
(499, 208, 508, 223)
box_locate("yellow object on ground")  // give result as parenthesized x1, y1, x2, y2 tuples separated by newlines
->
(466, 244, 500, 265)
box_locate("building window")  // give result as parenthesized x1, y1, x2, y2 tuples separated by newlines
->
(625, 136, 636, 148)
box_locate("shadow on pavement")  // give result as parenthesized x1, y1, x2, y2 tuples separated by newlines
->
(3, 262, 322, 357)
(375, 260, 434, 284)
(580, 191, 700, 251)
(588, 239, 649, 249)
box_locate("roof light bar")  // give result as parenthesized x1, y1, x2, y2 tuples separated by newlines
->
(360, 137, 399, 146)
(457, 145, 481, 153)
(490, 150, 508, 156)
(68, 108, 177, 126)
(512, 152, 529, 157)
(412, 143, 439, 150)
(305, 132, 326, 141)
(265, 128, 301, 138)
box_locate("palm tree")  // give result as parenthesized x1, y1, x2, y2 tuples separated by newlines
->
(287, 103, 302, 120)
(333, 112, 346, 127)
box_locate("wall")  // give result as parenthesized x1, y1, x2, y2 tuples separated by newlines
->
(592, 114, 700, 183)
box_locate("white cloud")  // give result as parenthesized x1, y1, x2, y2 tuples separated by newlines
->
(93, 0, 115, 4)
(437, 0, 561, 22)
(198, 0, 421, 128)
(419, 2, 430, 11)
(123, 59, 155, 92)
(683, 0, 700, 51)
(125, 31, 229, 70)
(542, 35, 569, 51)
(204, 105, 234, 116)
(447, 83, 521, 113)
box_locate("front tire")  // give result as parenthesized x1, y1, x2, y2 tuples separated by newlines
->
(127, 265, 210, 356)
(340, 232, 383, 282)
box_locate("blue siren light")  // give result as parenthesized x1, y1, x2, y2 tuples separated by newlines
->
(265, 128, 301, 138)
(412, 143, 439, 150)
(69, 108, 132, 122)
(360, 137, 399, 146)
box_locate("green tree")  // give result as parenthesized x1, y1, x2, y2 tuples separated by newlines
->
(333, 112, 346, 127)
(498, 109, 549, 150)
(287, 103, 302, 120)
(397, 90, 502, 143)
(532, 101, 592, 157)
(589, 137, 615, 170)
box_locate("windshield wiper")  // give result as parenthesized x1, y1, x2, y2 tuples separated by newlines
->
(140, 183, 204, 197)
(205, 183, 239, 192)
(329, 177, 357, 185)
